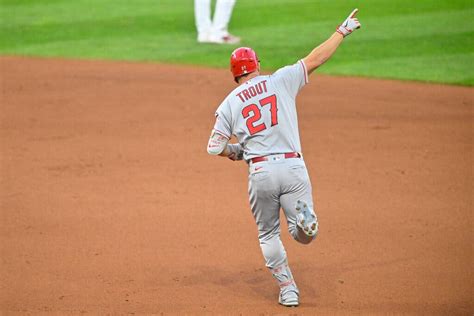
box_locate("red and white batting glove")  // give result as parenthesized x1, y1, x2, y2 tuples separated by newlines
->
(336, 8, 361, 37)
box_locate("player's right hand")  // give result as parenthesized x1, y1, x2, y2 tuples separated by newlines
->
(336, 8, 361, 37)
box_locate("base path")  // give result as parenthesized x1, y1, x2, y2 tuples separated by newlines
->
(1, 56, 472, 315)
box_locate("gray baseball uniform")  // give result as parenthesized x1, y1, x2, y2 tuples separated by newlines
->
(208, 7, 361, 307)
(212, 60, 317, 271)
(213, 60, 307, 160)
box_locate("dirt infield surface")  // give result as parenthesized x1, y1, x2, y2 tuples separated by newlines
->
(1, 56, 472, 315)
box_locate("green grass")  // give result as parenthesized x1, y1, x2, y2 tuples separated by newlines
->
(1, 0, 473, 85)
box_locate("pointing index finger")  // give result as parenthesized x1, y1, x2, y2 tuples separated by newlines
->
(349, 8, 359, 18)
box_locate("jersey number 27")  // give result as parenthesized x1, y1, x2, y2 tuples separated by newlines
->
(242, 94, 278, 135)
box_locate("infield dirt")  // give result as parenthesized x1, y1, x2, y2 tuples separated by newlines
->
(1, 56, 472, 315)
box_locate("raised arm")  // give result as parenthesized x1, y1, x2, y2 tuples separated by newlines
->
(303, 9, 361, 74)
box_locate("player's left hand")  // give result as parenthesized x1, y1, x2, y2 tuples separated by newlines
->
(337, 8, 361, 37)
(227, 143, 244, 161)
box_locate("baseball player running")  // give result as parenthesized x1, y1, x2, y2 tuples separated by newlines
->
(207, 9, 361, 307)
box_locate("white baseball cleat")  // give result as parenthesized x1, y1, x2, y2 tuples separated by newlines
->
(279, 287, 299, 307)
(197, 33, 241, 44)
(197, 32, 211, 43)
(271, 263, 299, 307)
(212, 33, 241, 44)
(296, 200, 318, 237)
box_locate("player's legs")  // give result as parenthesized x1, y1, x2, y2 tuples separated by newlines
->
(248, 164, 287, 268)
(194, 0, 212, 42)
(212, 0, 236, 38)
(280, 159, 318, 244)
(248, 161, 299, 306)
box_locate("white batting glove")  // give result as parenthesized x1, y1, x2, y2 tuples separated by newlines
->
(227, 143, 244, 161)
(336, 8, 361, 37)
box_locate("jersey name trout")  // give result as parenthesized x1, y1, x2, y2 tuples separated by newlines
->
(236, 80, 268, 102)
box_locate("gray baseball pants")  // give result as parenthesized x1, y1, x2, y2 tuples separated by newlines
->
(248, 154, 316, 269)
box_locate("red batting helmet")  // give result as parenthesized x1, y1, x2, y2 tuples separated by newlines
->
(230, 47, 259, 82)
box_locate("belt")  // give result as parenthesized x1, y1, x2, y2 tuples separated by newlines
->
(250, 152, 301, 164)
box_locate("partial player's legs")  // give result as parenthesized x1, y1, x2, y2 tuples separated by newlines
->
(270, 262, 299, 307)
(248, 164, 287, 268)
(194, 0, 212, 42)
(194, 0, 240, 44)
(280, 159, 319, 244)
(211, 0, 240, 43)
(248, 161, 299, 306)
